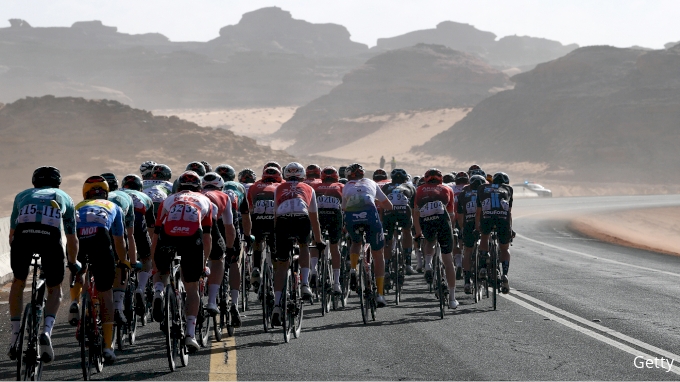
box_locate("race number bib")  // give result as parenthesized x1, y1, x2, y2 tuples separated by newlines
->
(419, 201, 445, 217)
(85, 206, 109, 226)
(168, 202, 199, 223)
(465, 197, 477, 214)
(253, 199, 275, 215)
(17, 204, 38, 224)
(277, 198, 308, 215)
(317, 195, 340, 209)
(145, 187, 167, 203)
(40, 205, 62, 228)
(388, 190, 408, 206)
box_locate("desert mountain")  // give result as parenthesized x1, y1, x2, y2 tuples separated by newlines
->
(375, 21, 578, 71)
(0, 96, 294, 215)
(278, 44, 511, 155)
(416, 45, 680, 181)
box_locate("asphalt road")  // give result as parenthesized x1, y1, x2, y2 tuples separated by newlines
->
(2, 194, 680, 380)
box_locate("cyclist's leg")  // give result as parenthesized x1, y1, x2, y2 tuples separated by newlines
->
(273, 217, 293, 305)
(437, 217, 456, 298)
(420, 218, 437, 274)
(152, 233, 174, 321)
(462, 221, 476, 291)
(497, 219, 512, 292)
(367, 216, 386, 297)
(227, 229, 241, 309)
(41, 238, 66, 336)
(8, 226, 35, 352)
(134, 218, 153, 297)
(207, 222, 226, 311)
(401, 211, 414, 272)
(478, 219, 493, 276)
(295, 217, 312, 288)
(179, 230, 205, 342)
(327, 211, 343, 287)
(88, 230, 117, 355)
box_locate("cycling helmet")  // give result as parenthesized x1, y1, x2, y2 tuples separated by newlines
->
(417, 177, 426, 186)
(151, 164, 172, 181)
(178, 171, 202, 191)
(140, 161, 157, 180)
(283, 162, 305, 181)
(469, 168, 486, 178)
(238, 168, 256, 184)
(373, 168, 388, 181)
(338, 166, 347, 178)
(454, 171, 469, 185)
(346, 163, 364, 180)
(442, 174, 455, 184)
(412, 176, 420, 185)
(305, 164, 321, 179)
(200, 161, 212, 173)
(492, 172, 510, 185)
(467, 164, 481, 175)
(215, 164, 236, 181)
(122, 174, 143, 191)
(486, 173, 494, 183)
(262, 167, 283, 183)
(338, 178, 348, 185)
(263, 161, 281, 172)
(100, 172, 119, 191)
(82, 175, 109, 199)
(424, 168, 443, 184)
(469, 175, 486, 190)
(202, 172, 224, 190)
(186, 161, 206, 177)
(321, 166, 339, 182)
(32, 166, 61, 188)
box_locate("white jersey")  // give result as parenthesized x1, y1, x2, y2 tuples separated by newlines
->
(341, 178, 387, 212)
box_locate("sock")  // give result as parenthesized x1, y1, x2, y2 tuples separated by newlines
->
(376, 276, 384, 296)
(310, 257, 318, 274)
(154, 282, 164, 293)
(425, 255, 433, 268)
(275, 291, 282, 305)
(208, 284, 220, 305)
(11, 317, 21, 335)
(464, 271, 471, 283)
(186, 315, 197, 338)
(230, 289, 239, 307)
(137, 271, 151, 292)
(103, 322, 114, 349)
(301, 268, 310, 285)
(449, 287, 456, 299)
(350, 253, 360, 269)
(70, 283, 82, 302)
(43, 315, 56, 336)
(502, 261, 509, 276)
(454, 253, 462, 268)
(333, 269, 340, 284)
(417, 251, 423, 266)
(113, 290, 125, 311)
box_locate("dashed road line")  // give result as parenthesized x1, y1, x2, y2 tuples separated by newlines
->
(209, 330, 237, 381)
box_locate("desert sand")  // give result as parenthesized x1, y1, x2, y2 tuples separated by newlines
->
(570, 207, 680, 256)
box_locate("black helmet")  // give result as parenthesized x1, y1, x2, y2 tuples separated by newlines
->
(467, 164, 481, 175)
(186, 161, 206, 177)
(200, 161, 212, 173)
(346, 163, 364, 180)
(238, 168, 256, 183)
(338, 178, 348, 184)
(391, 168, 407, 183)
(454, 171, 469, 185)
(263, 161, 281, 172)
(215, 164, 236, 181)
(100, 172, 119, 191)
(151, 164, 172, 181)
(492, 172, 510, 185)
(338, 166, 347, 178)
(469, 168, 486, 178)
(442, 174, 454, 184)
(469, 175, 487, 190)
(32, 166, 61, 188)
(122, 174, 143, 191)
(412, 176, 420, 185)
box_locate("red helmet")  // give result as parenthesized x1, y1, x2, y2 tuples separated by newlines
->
(305, 164, 321, 179)
(423, 168, 443, 184)
(373, 168, 387, 181)
(262, 167, 283, 183)
(178, 171, 201, 191)
(346, 163, 364, 180)
(263, 161, 281, 172)
(321, 166, 339, 182)
(467, 164, 481, 175)
(454, 171, 469, 185)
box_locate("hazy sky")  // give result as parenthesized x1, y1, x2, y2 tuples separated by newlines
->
(2, 0, 679, 49)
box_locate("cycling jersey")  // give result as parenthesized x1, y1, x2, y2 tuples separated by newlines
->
(476, 184, 513, 220)
(155, 191, 213, 237)
(10, 187, 77, 235)
(75, 199, 125, 237)
(274, 181, 318, 216)
(223, 180, 249, 218)
(248, 180, 279, 225)
(108, 190, 135, 229)
(202, 190, 233, 226)
(415, 184, 454, 218)
(143, 184, 170, 215)
(381, 182, 415, 239)
(313, 181, 344, 244)
(456, 185, 479, 224)
(122, 189, 155, 257)
(342, 178, 387, 213)
(143, 180, 173, 195)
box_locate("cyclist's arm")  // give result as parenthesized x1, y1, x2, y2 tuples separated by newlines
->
(309, 190, 322, 243)
(222, 202, 236, 248)
(66, 234, 79, 264)
(145, 207, 155, 229)
(375, 187, 393, 211)
(413, 207, 422, 237)
(113, 234, 127, 263)
(240, 198, 252, 237)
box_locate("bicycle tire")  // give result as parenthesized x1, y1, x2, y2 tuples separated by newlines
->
(196, 306, 211, 348)
(127, 276, 137, 346)
(80, 294, 93, 380)
(213, 279, 224, 341)
(472, 245, 480, 303)
(164, 284, 177, 372)
(282, 269, 292, 343)
(261, 264, 271, 333)
(293, 275, 304, 338)
(339, 247, 348, 308)
(178, 288, 189, 367)
(492, 242, 498, 311)
(17, 303, 34, 381)
(436, 256, 445, 319)
(359, 257, 368, 325)
(394, 239, 401, 305)
(241, 251, 248, 312)
(115, 318, 124, 352)
(369, 261, 376, 322)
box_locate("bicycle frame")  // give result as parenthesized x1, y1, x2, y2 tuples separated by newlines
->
(16, 253, 46, 381)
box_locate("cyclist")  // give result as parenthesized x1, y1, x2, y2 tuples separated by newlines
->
(381, 168, 416, 285)
(342, 163, 393, 308)
(247, 167, 282, 293)
(201, 173, 239, 326)
(451, 172, 469, 280)
(303, 164, 323, 286)
(151, 171, 214, 352)
(139, 161, 157, 181)
(373, 168, 390, 187)
(475, 172, 513, 294)
(467, 164, 482, 176)
(312, 167, 345, 294)
(270, 162, 325, 326)
(8, 167, 78, 363)
(172, 162, 206, 194)
(101, 173, 137, 324)
(442, 173, 455, 185)
(120, 174, 157, 313)
(304, 164, 322, 186)
(201, 161, 213, 174)
(456, 175, 486, 294)
(73, 176, 132, 363)
(144, 164, 173, 215)
(486, 173, 494, 184)
(238, 168, 257, 194)
(413, 168, 459, 309)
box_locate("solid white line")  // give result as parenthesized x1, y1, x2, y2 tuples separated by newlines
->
(502, 293, 680, 376)
(510, 289, 680, 364)
(516, 233, 680, 278)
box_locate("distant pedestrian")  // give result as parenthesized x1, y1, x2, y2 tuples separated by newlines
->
(390, 157, 396, 170)
(380, 156, 386, 169)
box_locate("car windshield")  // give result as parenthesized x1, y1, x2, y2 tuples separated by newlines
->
(526, 184, 544, 190)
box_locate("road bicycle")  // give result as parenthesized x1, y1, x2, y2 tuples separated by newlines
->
(15, 253, 46, 381)
(240, 236, 251, 312)
(113, 265, 138, 352)
(281, 237, 304, 343)
(355, 226, 376, 325)
(259, 234, 275, 332)
(488, 230, 500, 311)
(389, 221, 406, 305)
(71, 262, 104, 381)
(195, 271, 212, 347)
(336, 235, 351, 308)
(433, 243, 448, 319)
(317, 232, 333, 315)
(163, 253, 188, 371)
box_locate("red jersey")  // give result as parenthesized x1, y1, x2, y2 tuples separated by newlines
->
(202, 189, 233, 225)
(415, 183, 455, 217)
(156, 191, 213, 237)
(312, 181, 344, 210)
(303, 178, 321, 186)
(274, 181, 318, 216)
(248, 180, 279, 216)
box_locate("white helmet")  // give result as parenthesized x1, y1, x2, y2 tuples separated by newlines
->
(202, 172, 224, 190)
(283, 162, 305, 181)
(139, 160, 157, 180)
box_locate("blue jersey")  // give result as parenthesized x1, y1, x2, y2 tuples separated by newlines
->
(10, 187, 77, 234)
(75, 199, 125, 237)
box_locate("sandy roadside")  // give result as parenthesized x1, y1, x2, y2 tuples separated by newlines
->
(569, 206, 680, 256)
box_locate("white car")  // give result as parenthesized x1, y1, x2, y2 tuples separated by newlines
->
(512, 182, 552, 197)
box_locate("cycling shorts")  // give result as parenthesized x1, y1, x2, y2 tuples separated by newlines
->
(419, 214, 454, 254)
(344, 210, 384, 251)
(383, 209, 412, 241)
(252, 214, 275, 240)
(133, 212, 152, 259)
(10, 223, 65, 287)
(480, 217, 512, 245)
(318, 208, 343, 244)
(209, 219, 227, 261)
(77, 227, 116, 292)
(154, 229, 205, 283)
(274, 215, 311, 262)
(462, 221, 477, 248)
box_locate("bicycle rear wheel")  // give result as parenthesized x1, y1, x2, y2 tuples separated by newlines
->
(394, 241, 401, 305)
(293, 283, 304, 338)
(282, 269, 292, 343)
(261, 265, 271, 332)
(472, 245, 481, 303)
(127, 277, 138, 346)
(80, 294, 94, 380)
(241, 252, 249, 312)
(358, 259, 368, 325)
(196, 305, 211, 348)
(17, 303, 39, 381)
(491, 244, 499, 311)
(369, 262, 376, 322)
(436, 256, 445, 319)
(164, 285, 177, 372)
(339, 246, 349, 308)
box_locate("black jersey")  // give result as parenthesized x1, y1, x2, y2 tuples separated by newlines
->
(381, 182, 416, 213)
(456, 185, 479, 224)
(476, 184, 513, 220)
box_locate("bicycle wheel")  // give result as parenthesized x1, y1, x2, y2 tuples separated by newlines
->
(17, 303, 37, 381)
(436, 256, 445, 319)
(340, 243, 350, 307)
(196, 306, 211, 348)
(358, 258, 368, 325)
(127, 278, 138, 346)
(370, 261, 376, 322)
(472, 245, 480, 303)
(394, 242, 401, 305)
(261, 265, 271, 332)
(178, 289, 189, 367)
(164, 285, 177, 372)
(491, 244, 499, 311)
(282, 269, 291, 343)
(292, 281, 304, 339)
(80, 294, 93, 380)
(213, 281, 223, 341)
(240, 252, 248, 312)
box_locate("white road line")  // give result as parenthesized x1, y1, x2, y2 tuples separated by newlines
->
(509, 289, 680, 363)
(502, 293, 680, 376)
(516, 233, 680, 278)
